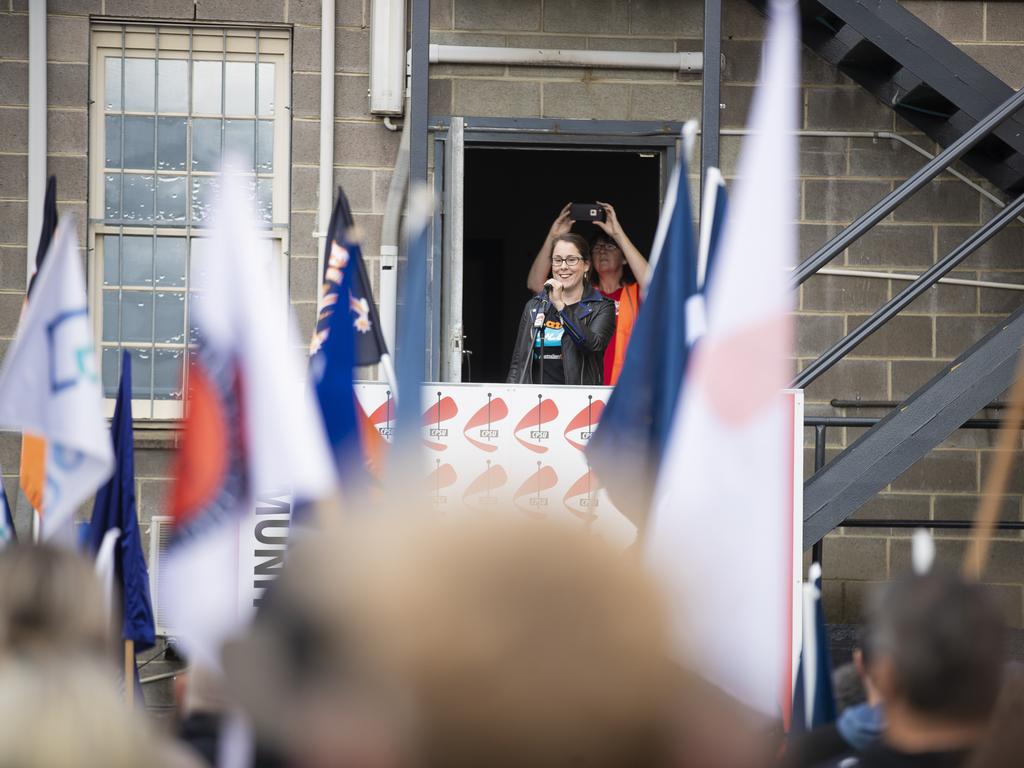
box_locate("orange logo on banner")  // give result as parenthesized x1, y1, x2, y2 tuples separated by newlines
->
(563, 399, 605, 452)
(462, 462, 508, 509)
(422, 395, 458, 451)
(367, 396, 395, 439)
(563, 470, 600, 523)
(513, 463, 558, 518)
(513, 398, 559, 453)
(427, 461, 457, 504)
(463, 396, 508, 452)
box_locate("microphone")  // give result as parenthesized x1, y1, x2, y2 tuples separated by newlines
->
(544, 281, 555, 295)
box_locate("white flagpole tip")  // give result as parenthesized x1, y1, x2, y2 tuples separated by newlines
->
(405, 184, 434, 236)
(808, 561, 822, 584)
(682, 120, 699, 164)
(912, 528, 936, 574)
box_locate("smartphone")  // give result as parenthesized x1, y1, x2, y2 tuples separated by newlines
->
(569, 203, 607, 222)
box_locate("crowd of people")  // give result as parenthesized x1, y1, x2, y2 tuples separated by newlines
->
(0, 513, 1019, 768)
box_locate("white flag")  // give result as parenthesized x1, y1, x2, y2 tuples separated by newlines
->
(645, 0, 800, 718)
(162, 166, 334, 670)
(0, 217, 113, 542)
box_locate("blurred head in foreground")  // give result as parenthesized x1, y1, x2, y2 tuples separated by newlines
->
(0, 659, 164, 768)
(226, 518, 678, 768)
(966, 663, 1024, 768)
(0, 544, 110, 664)
(865, 571, 1005, 751)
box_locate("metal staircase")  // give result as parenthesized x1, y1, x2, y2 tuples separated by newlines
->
(743, 0, 1024, 547)
(786, 0, 1024, 195)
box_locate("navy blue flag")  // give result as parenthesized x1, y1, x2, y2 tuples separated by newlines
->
(391, 187, 432, 469)
(83, 351, 156, 650)
(310, 190, 376, 488)
(27, 175, 58, 298)
(791, 564, 837, 733)
(585, 140, 700, 519)
(0, 468, 14, 547)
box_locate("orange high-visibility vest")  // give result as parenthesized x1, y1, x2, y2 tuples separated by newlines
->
(609, 282, 641, 386)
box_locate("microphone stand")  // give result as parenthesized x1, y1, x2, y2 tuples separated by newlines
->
(535, 289, 552, 384)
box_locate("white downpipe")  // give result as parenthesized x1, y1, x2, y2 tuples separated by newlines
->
(379, 84, 411, 362)
(26, 0, 46, 278)
(429, 44, 703, 72)
(315, 0, 336, 292)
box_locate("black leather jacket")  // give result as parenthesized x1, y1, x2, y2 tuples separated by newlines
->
(507, 287, 615, 385)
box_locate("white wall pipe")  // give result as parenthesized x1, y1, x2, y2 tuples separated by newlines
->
(26, 0, 46, 279)
(429, 44, 703, 72)
(315, 0, 336, 292)
(815, 267, 1024, 293)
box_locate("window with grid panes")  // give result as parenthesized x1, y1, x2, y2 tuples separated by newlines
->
(89, 24, 290, 419)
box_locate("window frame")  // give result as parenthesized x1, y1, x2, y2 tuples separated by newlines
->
(88, 22, 292, 421)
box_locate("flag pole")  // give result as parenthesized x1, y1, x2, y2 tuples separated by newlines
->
(964, 349, 1024, 580)
(379, 352, 399, 398)
(124, 638, 135, 707)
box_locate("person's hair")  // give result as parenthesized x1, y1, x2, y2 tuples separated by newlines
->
(966, 663, 1024, 768)
(226, 517, 677, 768)
(551, 233, 591, 266)
(831, 662, 867, 714)
(0, 659, 167, 768)
(590, 232, 636, 287)
(866, 571, 1005, 723)
(0, 544, 111, 664)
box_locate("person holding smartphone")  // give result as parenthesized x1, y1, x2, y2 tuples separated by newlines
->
(526, 202, 648, 386)
(508, 233, 615, 386)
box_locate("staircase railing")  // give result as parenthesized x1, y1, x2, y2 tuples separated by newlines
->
(792, 85, 1024, 391)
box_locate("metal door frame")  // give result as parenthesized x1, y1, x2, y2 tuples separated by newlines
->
(430, 116, 682, 382)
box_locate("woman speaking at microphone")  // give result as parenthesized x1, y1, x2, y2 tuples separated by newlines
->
(507, 233, 615, 385)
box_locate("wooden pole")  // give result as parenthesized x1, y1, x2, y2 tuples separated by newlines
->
(124, 638, 135, 707)
(964, 349, 1024, 580)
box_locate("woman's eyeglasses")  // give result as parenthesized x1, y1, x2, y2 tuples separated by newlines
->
(551, 256, 581, 267)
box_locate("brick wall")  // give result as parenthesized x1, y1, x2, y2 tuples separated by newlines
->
(2, 0, 1024, 633)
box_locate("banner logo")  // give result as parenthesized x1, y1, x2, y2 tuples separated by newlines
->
(463, 394, 508, 452)
(564, 396, 605, 451)
(514, 396, 559, 453)
(368, 392, 395, 439)
(563, 470, 600, 524)
(513, 462, 558, 518)
(428, 460, 457, 505)
(422, 393, 458, 451)
(462, 461, 507, 509)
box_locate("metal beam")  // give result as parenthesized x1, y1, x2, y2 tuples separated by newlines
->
(803, 306, 1024, 547)
(408, 0, 429, 377)
(700, 0, 722, 193)
(409, 0, 429, 187)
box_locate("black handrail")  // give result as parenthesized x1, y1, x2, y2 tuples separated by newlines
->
(831, 399, 1008, 410)
(793, 86, 1024, 286)
(805, 413, 1021, 559)
(794, 187, 1024, 389)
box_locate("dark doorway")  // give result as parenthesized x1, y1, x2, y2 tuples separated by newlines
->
(462, 146, 661, 383)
